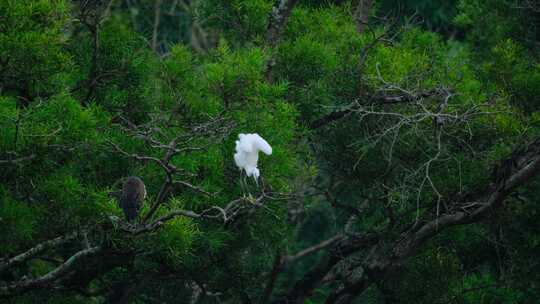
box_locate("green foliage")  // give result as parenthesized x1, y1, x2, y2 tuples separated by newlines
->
(0, 187, 39, 254)
(205, 41, 268, 106)
(68, 17, 158, 121)
(379, 0, 460, 33)
(0, 0, 73, 102)
(454, 0, 540, 51)
(149, 204, 198, 267)
(198, 0, 274, 44)
(1, 0, 540, 303)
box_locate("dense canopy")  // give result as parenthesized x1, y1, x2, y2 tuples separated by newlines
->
(1, 0, 539, 303)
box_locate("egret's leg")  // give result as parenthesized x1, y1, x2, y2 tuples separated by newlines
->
(242, 174, 247, 195)
(239, 170, 244, 194)
(244, 174, 252, 196)
(239, 170, 249, 195)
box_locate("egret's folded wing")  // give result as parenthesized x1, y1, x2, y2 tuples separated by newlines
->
(234, 152, 246, 168)
(253, 134, 272, 155)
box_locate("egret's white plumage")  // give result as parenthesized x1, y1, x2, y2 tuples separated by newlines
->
(234, 133, 272, 180)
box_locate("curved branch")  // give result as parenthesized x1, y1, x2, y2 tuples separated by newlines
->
(0, 246, 101, 296)
(0, 232, 78, 274)
(123, 194, 270, 235)
(274, 233, 379, 304)
(396, 138, 540, 260)
(276, 137, 540, 304)
(283, 234, 344, 264)
(325, 138, 540, 303)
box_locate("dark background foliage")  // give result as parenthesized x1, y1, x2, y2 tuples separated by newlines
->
(1, 0, 539, 303)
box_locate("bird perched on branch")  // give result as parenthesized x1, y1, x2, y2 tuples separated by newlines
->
(234, 133, 272, 184)
(119, 176, 146, 222)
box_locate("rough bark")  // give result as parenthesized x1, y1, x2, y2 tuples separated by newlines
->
(354, 0, 374, 34)
(265, 0, 300, 82)
(265, 0, 299, 48)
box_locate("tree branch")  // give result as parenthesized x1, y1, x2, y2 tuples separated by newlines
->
(273, 233, 379, 304)
(397, 139, 540, 259)
(354, 0, 374, 34)
(151, 0, 162, 53)
(265, 0, 299, 47)
(310, 89, 447, 129)
(116, 193, 273, 235)
(283, 234, 344, 264)
(109, 115, 233, 223)
(0, 246, 101, 296)
(323, 138, 540, 303)
(260, 252, 284, 304)
(0, 233, 78, 274)
(0, 153, 36, 165)
(265, 0, 299, 82)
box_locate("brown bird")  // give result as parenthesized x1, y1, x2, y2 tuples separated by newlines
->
(119, 176, 146, 222)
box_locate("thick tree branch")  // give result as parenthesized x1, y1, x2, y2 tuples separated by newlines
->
(265, 0, 299, 82)
(265, 0, 299, 47)
(0, 233, 78, 273)
(151, 0, 162, 53)
(273, 233, 379, 304)
(0, 246, 101, 296)
(323, 138, 540, 303)
(0, 153, 36, 165)
(354, 0, 374, 34)
(260, 252, 284, 304)
(261, 234, 345, 303)
(274, 136, 540, 304)
(396, 138, 540, 259)
(283, 234, 344, 264)
(78, 1, 104, 105)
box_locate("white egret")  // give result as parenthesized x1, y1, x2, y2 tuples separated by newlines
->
(234, 133, 272, 187)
